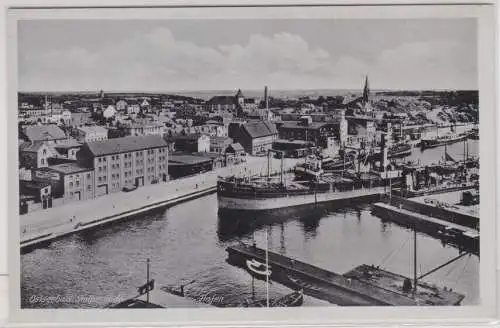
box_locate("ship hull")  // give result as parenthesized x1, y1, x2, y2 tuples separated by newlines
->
(420, 135, 467, 149)
(217, 187, 385, 211)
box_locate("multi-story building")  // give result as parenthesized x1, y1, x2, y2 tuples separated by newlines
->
(75, 126, 108, 143)
(123, 122, 164, 137)
(19, 141, 53, 168)
(127, 101, 141, 116)
(230, 121, 278, 155)
(278, 116, 341, 148)
(169, 134, 210, 153)
(210, 136, 233, 154)
(77, 135, 169, 197)
(116, 100, 128, 111)
(69, 112, 92, 127)
(33, 163, 95, 202)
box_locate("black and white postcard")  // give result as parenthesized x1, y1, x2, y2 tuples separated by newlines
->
(4, 2, 498, 327)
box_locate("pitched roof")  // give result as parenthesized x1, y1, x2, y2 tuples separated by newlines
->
(23, 125, 66, 142)
(210, 136, 232, 144)
(242, 121, 278, 139)
(207, 96, 237, 106)
(85, 135, 168, 156)
(280, 121, 333, 130)
(227, 143, 244, 153)
(19, 141, 47, 153)
(48, 163, 92, 174)
(77, 126, 108, 134)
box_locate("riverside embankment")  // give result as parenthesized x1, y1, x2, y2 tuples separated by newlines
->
(20, 156, 301, 252)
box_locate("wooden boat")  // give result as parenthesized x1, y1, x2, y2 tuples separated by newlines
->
(241, 227, 304, 308)
(246, 259, 272, 277)
(243, 290, 304, 307)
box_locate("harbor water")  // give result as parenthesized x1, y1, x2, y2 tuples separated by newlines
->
(21, 140, 479, 308)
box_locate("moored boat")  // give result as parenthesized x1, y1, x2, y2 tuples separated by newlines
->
(420, 133, 467, 149)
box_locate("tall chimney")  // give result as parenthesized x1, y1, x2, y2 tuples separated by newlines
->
(264, 86, 269, 110)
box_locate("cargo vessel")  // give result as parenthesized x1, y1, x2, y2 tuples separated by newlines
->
(420, 133, 467, 150)
(217, 151, 388, 212)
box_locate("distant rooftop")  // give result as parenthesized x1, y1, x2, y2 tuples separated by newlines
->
(242, 121, 278, 138)
(77, 125, 108, 134)
(23, 125, 66, 142)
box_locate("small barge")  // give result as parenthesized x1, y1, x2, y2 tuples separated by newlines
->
(226, 243, 465, 306)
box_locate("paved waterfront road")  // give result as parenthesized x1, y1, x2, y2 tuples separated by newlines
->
(20, 156, 301, 241)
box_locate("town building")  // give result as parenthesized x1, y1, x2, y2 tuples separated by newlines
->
(127, 100, 141, 117)
(77, 135, 169, 197)
(69, 112, 92, 127)
(53, 141, 83, 160)
(224, 143, 246, 164)
(21, 125, 67, 144)
(230, 121, 278, 155)
(116, 100, 128, 111)
(33, 163, 95, 203)
(209, 136, 233, 154)
(75, 126, 108, 143)
(196, 120, 227, 137)
(19, 180, 52, 213)
(61, 110, 72, 125)
(123, 121, 164, 137)
(169, 134, 210, 153)
(278, 116, 341, 148)
(205, 96, 238, 112)
(19, 141, 53, 168)
(103, 105, 117, 119)
(205, 89, 244, 112)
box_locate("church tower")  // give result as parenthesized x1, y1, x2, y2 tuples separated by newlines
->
(235, 89, 245, 106)
(362, 75, 372, 113)
(362, 75, 370, 105)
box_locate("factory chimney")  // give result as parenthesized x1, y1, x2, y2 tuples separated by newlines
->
(264, 85, 269, 110)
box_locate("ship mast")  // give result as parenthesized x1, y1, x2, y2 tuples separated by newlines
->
(413, 227, 417, 295)
(463, 138, 466, 164)
(267, 151, 271, 180)
(265, 227, 270, 308)
(146, 258, 150, 303)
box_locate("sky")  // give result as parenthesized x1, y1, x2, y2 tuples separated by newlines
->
(17, 19, 478, 92)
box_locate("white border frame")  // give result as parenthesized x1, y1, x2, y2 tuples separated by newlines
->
(3, 1, 499, 327)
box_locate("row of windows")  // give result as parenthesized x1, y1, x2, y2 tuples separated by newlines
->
(67, 173, 92, 180)
(96, 148, 167, 163)
(111, 173, 120, 180)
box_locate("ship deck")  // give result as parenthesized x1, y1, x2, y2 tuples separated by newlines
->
(226, 244, 464, 306)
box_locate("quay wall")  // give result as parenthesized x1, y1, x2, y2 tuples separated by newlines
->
(383, 194, 479, 229)
(21, 186, 216, 253)
(20, 156, 302, 252)
(371, 203, 479, 255)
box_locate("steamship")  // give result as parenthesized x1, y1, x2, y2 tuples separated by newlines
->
(217, 154, 388, 212)
(420, 133, 468, 150)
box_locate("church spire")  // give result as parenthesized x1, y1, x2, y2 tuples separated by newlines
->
(363, 75, 370, 105)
